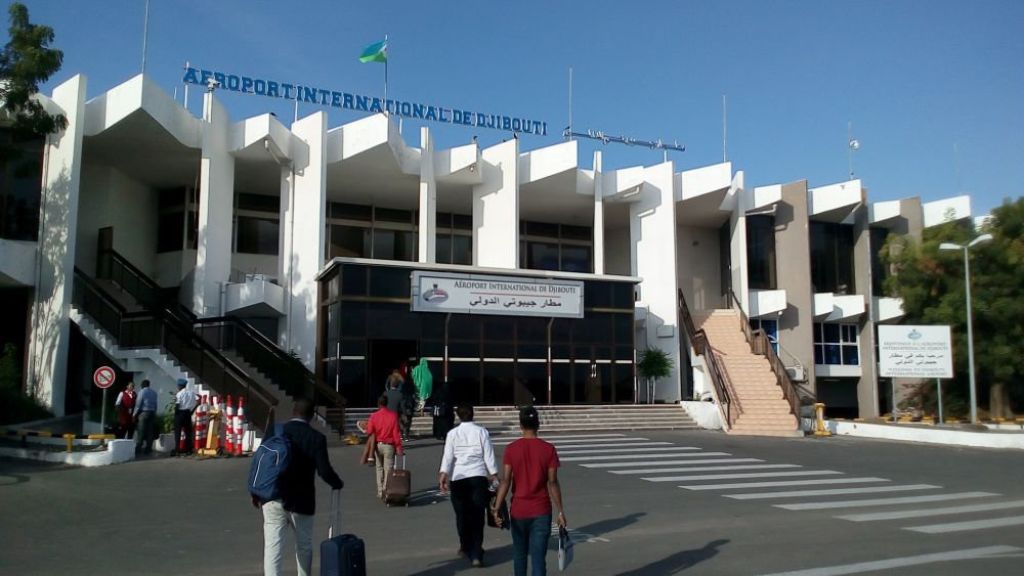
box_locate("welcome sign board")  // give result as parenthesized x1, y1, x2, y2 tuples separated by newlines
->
(878, 325, 954, 378)
(411, 271, 583, 318)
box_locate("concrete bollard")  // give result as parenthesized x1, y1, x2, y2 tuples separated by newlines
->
(63, 433, 75, 453)
(814, 403, 831, 436)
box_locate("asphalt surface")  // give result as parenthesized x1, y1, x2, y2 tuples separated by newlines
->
(1, 429, 1023, 575)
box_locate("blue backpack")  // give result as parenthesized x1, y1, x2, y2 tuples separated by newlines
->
(248, 425, 291, 502)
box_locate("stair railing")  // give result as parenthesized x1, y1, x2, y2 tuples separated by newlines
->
(678, 289, 740, 429)
(727, 289, 802, 419)
(73, 267, 279, 432)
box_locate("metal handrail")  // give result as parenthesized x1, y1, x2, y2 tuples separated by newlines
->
(678, 289, 740, 429)
(729, 289, 802, 418)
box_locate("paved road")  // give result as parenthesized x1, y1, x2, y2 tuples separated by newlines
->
(1, 429, 1022, 575)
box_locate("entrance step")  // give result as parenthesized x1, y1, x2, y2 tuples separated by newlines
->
(343, 404, 700, 437)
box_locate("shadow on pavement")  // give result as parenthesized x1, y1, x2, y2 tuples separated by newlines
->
(614, 538, 730, 575)
(404, 542, 516, 576)
(574, 512, 647, 539)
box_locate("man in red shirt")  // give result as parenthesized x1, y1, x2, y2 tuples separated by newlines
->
(361, 395, 404, 500)
(492, 406, 567, 576)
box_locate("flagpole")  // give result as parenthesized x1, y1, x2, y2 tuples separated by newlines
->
(568, 66, 573, 141)
(384, 34, 389, 115)
(183, 61, 190, 109)
(141, 0, 151, 74)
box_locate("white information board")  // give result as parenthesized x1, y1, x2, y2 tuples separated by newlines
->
(411, 271, 584, 318)
(878, 325, 954, 378)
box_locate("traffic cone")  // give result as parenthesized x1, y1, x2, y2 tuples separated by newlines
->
(235, 397, 245, 456)
(224, 395, 235, 456)
(193, 396, 207, 452)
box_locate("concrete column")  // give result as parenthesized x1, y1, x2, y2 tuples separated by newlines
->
(593, 151, 605, 275)
(729, 172, 749, 311)
(852, 200, 879, 417)
(284, 112, 327, 370)
(776, 181, 816, 394)
(192, 92, 235, 317)
(27, 75, 87, 415)
(418, 127, 436, 263)
(277, 163, 295, 347)
(630, 161, 682, 402)
(472, 139, 519, 269)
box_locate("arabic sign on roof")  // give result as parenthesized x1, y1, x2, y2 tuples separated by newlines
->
(411, 271, 583, 318)
(878, 325, 953, 379)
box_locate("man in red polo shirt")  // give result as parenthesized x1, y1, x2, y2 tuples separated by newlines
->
(361, 394, 404, 500)
(492, 406, 567, 576)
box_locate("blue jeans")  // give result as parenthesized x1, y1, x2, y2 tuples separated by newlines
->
(511, 514, 552, 576)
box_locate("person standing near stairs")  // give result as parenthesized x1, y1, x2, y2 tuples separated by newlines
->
(172, 379, 198, 457)
(133, 379, 158, 455)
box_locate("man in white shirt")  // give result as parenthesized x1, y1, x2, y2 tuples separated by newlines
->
(172, 379, 198, 456)
(438, 404, 498, 568)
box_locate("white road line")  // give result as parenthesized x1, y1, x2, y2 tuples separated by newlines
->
(548, 441, 673, 450)
(839, 499, 1024, 522)
(643, 470, 842, 483)
(493, 435, 630, 446)
(561, 451, 710, 462)
(776, 491, 999, 511)
(756, 545, 1022, 576)
(559, 446, 702, 456)
(680, 477, 891, 491)
(905, 514, 1024, 534)
(726, 484, 940, 500)
(582, 456, 750, 468)
(613, 464, 799, 475)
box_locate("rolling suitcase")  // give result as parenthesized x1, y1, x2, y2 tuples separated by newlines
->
(320, 492, 366, 576)
(383, 454, 411, 507)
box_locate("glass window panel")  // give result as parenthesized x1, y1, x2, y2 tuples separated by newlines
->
(561, 245, 591, 273)
(420, 314, 445, 340)
(551, 344, 571, 359)
(842, 344, 859, 366)
(824, 344, 842, 365)
(611, 283, 636, 308)
(551, 363, 571, 404)
(157, 211, 184, 253)
(615, 346, 634, 361)
(448, 315, 478, 340)
(375, 207, 413, 223)
(331, 202, 372, 221)
(237, 193, 279, 212)
(526, 241, 559, 271)
(517, 318, 547, 342)
(483, 341, 515, 358)
(449, 361, 480, 405)
(340, 265, 367, 296)
(339, 359, 368, 407)
(330, 225, 370, 258)
(586, 283, 612, 309)
(525, 221, 559, 238)
(419, 340, 443, 357)
(449, 341, 480, 358)
(814, 345, 824, 365)
(340, 339, 366, 356)
(517, 344, 547, 359)
(452, 235, 472, 265)
(452, 214, 472, 230)
(340, 302, 366, 337)
(157, 187, 185, 210)
(823, 324, 840, 343)
(368, 267, 410, 298)
(435, 212, 452, 228)
(612, 363, 634, 404)
(435, 234, 452, 264)
(516, 362, 547, 405)
(373, 229, 416, 261)
(483, 317, 514, 342)
(560, 224, 592, 241)
(236, 216, 279, 255)
(747, 215, 777, 290)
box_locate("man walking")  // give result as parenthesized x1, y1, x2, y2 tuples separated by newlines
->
(438, 404, 498, 568)
(255, 398, 344, 576)
(492, 406, 567, 576)
(132, 379, 158, 455)
(171, 379, 198, 456)
(361, 394, 404, 500)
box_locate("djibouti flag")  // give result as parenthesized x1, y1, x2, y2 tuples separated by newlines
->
(359, 39, 387, 63)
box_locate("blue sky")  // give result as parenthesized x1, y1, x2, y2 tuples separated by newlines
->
(13, 0, 1023, 215)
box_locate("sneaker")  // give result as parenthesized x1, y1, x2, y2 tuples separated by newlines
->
(471, 559, 483, 568)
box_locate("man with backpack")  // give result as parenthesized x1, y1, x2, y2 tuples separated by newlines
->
(250, 398, 344, 576)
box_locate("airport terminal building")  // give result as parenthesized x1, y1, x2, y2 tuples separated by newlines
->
(0, 72, 977, 432)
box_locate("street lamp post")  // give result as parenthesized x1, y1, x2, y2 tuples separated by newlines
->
(939, 234, 992, 424)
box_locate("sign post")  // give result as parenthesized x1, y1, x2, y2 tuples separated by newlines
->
(878, 326, 953, 423)
(93, 366, 117, 432)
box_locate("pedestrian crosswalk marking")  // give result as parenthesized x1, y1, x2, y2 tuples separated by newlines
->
(492, 434, 630, 446)
(552, 441, 674, 450)
(643, 470, 842, 483)
(756, 545, 1022, 576)
(680, 477, 891, 490)
(904, 514, 1024, 534)
(561, 450, 709, 462)
(726, 484, 940, 500)
(582, 456, 752, 468)
(559, 446, 703, 457)
(838, 499, 1024, 522)
(776, 491, 999, 511)
(612, 464, 800, 475)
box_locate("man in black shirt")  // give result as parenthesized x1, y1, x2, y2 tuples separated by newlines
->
(254, 398, 343, 576)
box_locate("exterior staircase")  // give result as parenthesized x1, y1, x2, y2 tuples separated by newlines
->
(344, 404, 699, 438)
(694, 309, 801, 436)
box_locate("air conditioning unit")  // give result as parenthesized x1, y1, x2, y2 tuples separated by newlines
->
(786, 366, 806, 382)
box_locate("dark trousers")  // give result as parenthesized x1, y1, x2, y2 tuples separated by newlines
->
(173, 409, 194, 454)
(136, 411, 156, 454)
(450, 476, 489, 561)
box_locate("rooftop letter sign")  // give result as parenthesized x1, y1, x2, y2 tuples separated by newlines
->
(411, 271, 583, 318)
(182, 66, 548, 136)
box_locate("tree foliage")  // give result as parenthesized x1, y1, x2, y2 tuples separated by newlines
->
(0, 2, 66, 145)
(882, 197, 1024, 414)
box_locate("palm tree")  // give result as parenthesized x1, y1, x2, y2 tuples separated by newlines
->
(636, 348, 673, 404)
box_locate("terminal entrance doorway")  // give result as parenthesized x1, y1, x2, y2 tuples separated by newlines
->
(369, 339, 417, 397)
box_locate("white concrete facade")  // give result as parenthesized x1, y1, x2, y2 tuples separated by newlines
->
(2, 72, 978, 417)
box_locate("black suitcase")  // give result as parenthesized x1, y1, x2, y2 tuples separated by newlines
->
(321, 492, 366, 576)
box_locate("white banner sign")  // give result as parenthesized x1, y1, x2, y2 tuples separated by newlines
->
(411, 271, 584, 318)
(878, 325, 954, 378)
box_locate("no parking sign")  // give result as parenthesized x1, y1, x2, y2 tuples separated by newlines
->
(93, 366, 116, 389)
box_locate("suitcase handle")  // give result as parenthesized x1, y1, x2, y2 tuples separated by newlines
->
(329, 489, 340, 539)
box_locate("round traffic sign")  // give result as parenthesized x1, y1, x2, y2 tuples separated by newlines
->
(93, 366, 116, 389)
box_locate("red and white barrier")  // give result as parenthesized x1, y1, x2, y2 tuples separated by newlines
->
(235, 397, 246, 456)
(224, 395, 235, 456)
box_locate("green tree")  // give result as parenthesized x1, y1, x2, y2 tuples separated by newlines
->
(637, 348, 674, 403)
(882, 197, 1024, 417)
(0, 2, 66, 163)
